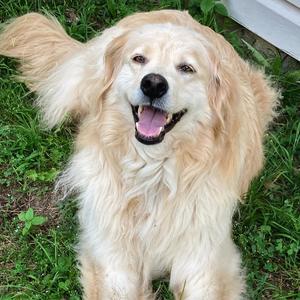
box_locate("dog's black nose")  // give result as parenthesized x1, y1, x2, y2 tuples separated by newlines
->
(141, 73, 168, 99)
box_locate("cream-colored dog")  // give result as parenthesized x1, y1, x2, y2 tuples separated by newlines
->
(0, 10, 278, 299)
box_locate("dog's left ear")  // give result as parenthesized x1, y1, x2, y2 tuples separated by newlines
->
(208, 52, 278, 196)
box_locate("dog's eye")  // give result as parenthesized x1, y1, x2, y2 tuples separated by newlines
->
(177, 64, 196, 73)
(132, 55, 147, 64)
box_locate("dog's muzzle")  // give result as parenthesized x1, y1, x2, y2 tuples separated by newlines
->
(130, 73, 187, 145)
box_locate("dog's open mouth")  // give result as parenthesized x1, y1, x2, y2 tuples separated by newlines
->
(131, 105, 187, 145)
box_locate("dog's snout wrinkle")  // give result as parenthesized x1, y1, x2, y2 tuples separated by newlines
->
(141, 73, 168, 99)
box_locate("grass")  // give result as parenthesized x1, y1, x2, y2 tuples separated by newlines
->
(0, 0, 299, 299)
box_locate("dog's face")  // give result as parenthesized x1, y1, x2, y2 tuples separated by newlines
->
(110, 25, 214, 145)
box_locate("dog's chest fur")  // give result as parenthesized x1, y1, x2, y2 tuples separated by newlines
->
(75, 145, 235, 274)
(120, 150, 179, 242)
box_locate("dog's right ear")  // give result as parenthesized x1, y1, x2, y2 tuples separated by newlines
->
(0, 13, 85, 128)
(0, 13, 82, 89)
(100, 32, 129, 99)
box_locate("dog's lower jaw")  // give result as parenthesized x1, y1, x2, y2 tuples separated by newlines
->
(131, 104, 187, 145)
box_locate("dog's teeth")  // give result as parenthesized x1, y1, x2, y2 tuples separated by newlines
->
(166, 114, 172, 124)
(159, 127, 163, 133)
(136, 122, 139, 129)
(138, 106, 143, 117)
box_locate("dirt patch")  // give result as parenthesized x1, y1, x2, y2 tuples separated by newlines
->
(0, 182, 60, 226)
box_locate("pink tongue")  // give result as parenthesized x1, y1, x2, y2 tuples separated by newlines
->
(137, 107, 167, 137)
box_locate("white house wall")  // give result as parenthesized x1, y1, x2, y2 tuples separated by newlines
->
(222, 0, 300, 61)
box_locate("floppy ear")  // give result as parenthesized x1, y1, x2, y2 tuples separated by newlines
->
(0, 13, 88, 128)
(100, 32, 129, 99)
(208, 59, 263, 194)
(238, 69, 278, 195)
(208, 54, 278, 196)
(0, 13, 82, 89)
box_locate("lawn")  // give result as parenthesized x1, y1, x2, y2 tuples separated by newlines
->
(0, 0, 299, 299)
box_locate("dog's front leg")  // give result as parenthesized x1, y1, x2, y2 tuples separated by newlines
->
(169, 237, 244, 300)
(79, 247, 152, 300)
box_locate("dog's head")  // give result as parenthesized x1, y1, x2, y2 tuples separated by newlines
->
(100, 20, 240, 151)
(105, 24, 217, 146)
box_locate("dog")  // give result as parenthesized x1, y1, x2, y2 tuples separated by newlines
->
(0, 10, 278, 299)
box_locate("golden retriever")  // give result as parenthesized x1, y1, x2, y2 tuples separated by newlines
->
(0, 10, 278, 299)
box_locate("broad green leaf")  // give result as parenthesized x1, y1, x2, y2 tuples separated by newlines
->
(18, 212, 26, 222)
(200, 0, 215, 14)
(26, 169, 38, 181)
(42, 168, 59, 182)
(25, 208, 34, 221)
(25, 222, 32, 230)
(22, 227, 28, 236)
(32, 216, 47, 226)
(214, 3, 228, 16)
(59, 280, 70, 291)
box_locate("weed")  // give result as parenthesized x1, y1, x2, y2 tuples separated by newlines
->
(18, 207, 47, 236)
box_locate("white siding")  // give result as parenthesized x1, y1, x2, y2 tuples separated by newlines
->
(222, 0, 300, 61)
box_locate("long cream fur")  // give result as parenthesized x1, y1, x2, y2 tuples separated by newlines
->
(0, 10, 278, 299)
